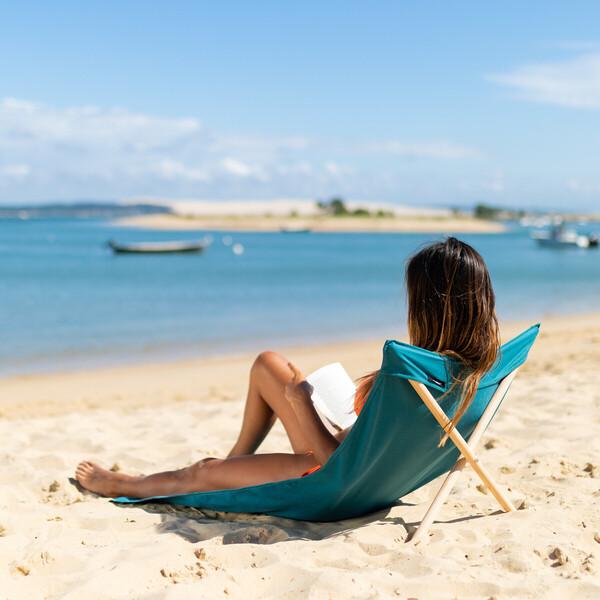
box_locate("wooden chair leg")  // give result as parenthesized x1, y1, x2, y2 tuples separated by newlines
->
(407, 369, 519, 544)
(409, 457, 467, 544)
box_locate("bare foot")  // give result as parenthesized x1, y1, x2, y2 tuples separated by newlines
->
(75, 461, 133, 498)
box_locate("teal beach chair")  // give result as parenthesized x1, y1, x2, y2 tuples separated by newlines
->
(117, 325, 539, 542)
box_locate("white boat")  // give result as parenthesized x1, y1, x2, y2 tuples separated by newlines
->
(108, 238, 210, 254)
(531, 222, 598, 249)
(280, 227, 311, 233)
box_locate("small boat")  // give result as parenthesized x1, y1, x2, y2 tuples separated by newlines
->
(108, 238, 210, 254)
(280, 227, 312, 233)
(531, 222, 598, 249)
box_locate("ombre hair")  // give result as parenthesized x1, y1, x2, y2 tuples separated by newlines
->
(355, 237, 500, 444)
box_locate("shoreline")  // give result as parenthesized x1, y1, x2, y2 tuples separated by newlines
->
(0, 336, 388, 420)
(0, 311, 596, 420)
(111, 213, 507, 233)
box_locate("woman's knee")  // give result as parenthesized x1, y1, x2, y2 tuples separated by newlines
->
(186, 457, 221, 487)
(251, 351, 287, 376)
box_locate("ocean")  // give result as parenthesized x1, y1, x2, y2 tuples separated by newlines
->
(1, 218, 599, 377)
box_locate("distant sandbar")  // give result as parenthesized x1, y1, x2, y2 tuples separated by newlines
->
(112, 213, 506, 233)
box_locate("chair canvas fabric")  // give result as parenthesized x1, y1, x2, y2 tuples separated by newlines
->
(115, 325, 539, 522)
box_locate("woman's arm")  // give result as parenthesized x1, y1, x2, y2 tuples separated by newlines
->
(285, 362, 342, 466)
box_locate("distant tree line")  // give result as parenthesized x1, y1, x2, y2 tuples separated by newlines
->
(474, 203, 526, 220)
(309, 199, 526, 221)
(315, 198, 394, 218)
(0, 202, 171, 219)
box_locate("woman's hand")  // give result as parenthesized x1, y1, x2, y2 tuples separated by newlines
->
(285, 362, 314, 410)
(285, 361, 341, 465)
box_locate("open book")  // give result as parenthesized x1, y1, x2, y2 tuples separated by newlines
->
(306, 362, 358, 430)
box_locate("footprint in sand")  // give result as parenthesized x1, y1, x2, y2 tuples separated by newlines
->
(385, 552, 435, 578)
(11, 549, 86, 577)
(495, 545, 538, 573)
(222, 526, 289, 545)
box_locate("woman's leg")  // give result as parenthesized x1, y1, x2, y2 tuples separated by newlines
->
(227, 351, 314, 457)
(76, 451, 319, 499)
(75, 351, 323, 498)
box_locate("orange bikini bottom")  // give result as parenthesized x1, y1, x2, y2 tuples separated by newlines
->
(301, 451, 322, 477)
(299, 385, 368, 478)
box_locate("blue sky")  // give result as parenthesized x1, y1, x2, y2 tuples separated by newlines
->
(1, 1, 600, 211)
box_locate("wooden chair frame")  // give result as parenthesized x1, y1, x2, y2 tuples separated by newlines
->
(407, 368, 519, 544)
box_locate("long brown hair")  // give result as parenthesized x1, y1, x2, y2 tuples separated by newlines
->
(355, 237, 500, 445)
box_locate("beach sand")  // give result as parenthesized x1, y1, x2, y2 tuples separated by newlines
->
(113, 213, 506, 233)
(1, 314, 599, 599)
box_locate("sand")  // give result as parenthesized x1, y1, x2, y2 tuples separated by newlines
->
(112, 213, 506, 234)
(1, 315, 599, 599)
(112, 198, 506, 233)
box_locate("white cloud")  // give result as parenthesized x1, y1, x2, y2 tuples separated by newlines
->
(213, 134, 311, 157)
(155, 159, 209, 182)
(323, 161, 354, 177)
(0, 163, 31, 179)
(221, 158, 254, 177)
(487, 53, 600, 108)
(275, 162, 313, 176)
(0, 97, 204, 152)
(567, 180, 600, 194)
(0, 97, 485, 203)
(355, 140, 481, 159)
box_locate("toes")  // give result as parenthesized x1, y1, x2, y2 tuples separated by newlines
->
(75, 461, 96, 481)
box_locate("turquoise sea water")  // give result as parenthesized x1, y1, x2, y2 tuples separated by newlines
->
(1, 219, 599, 377)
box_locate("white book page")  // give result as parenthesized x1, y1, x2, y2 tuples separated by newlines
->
(306, 362, 358, 430)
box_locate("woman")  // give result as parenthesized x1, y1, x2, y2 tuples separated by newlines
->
(76, 237, 500, 498)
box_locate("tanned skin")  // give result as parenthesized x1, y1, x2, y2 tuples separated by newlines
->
(76, 352, 349, 498)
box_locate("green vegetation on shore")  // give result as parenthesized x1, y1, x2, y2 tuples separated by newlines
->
(474, 203, 526, 220)
(315, 198, 394, 218)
